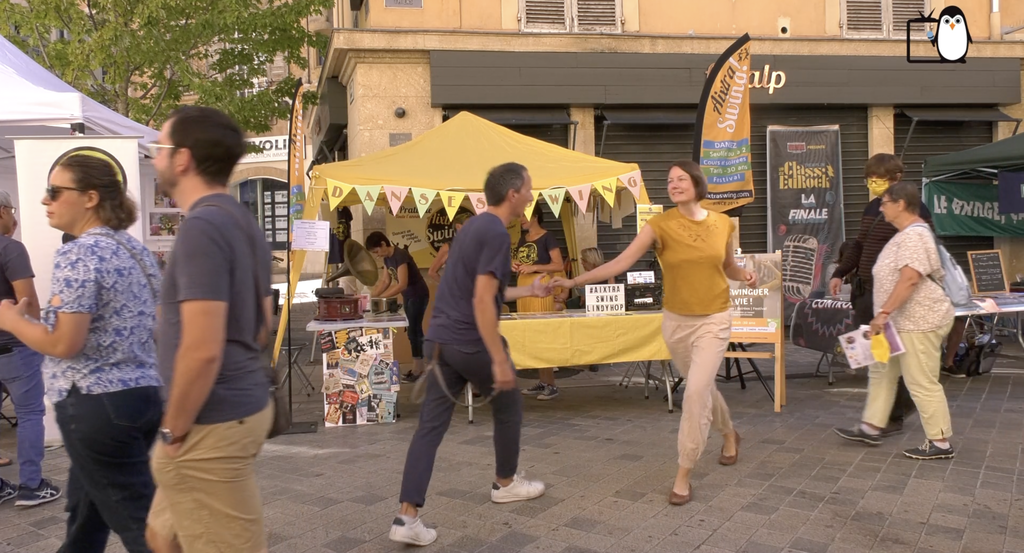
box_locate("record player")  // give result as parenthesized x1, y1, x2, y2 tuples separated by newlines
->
(314, 240, 379, 321)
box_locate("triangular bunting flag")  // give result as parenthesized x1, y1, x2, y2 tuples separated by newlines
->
(542, 188, 566, 217)
(594, 178, 617, 208)
(467, 193, 487, 215)
(567, 184, 592, 213)
(438, 191, 466, 223)
(523, 190, 543, 221)
(382, 186, 408, 216)
(618, 170, 643, 201)
(409, 188, 438, 218)
(354, 185, 382, 215)
(326, 179, 352, 210)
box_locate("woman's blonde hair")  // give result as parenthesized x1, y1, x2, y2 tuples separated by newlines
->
(580, 247, 604, 268)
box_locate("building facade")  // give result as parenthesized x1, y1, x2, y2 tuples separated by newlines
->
(310, 0, 1024, 274)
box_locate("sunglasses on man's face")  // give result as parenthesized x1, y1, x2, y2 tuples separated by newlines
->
(46, 186, 82, 202)
(0, 206, 15, 215)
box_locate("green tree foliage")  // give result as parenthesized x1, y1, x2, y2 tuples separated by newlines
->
(1, 0, 333, 133)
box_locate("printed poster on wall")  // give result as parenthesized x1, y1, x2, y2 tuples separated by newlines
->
(384, 197, 475, 268)
(636, 204, 663, 234)
(766, 125, 845, 323)
(693, 33, 755, 213)
(729, 252, 783, 344)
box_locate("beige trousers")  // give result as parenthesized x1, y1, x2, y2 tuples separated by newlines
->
(662, 310, 734, 468)
(148, 400, 274, 553)
(862, 320, 954, 440)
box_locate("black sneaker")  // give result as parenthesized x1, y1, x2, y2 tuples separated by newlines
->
(0, 478, 15, 505)
(833, 426, 882, 446)
(878, 421, 903, 438)
(16, 479, 62, 507)
(402, 371, 420, 383)
(903, 441, 955, 460)
(941, 365, 967, 378)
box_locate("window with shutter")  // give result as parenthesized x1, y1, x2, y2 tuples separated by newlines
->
(268, 55, 288, 81)
(521, 0, 569, 32)
(843, 0, 885, 37)
(890, 0, 929, 39)
(574, 0, 620, 32)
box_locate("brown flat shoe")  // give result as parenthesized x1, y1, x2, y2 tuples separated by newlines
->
(719, 431, 741, 466)
(669, 484, 692, 506)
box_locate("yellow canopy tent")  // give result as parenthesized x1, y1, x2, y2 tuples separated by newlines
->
(311, 111, 649, 204)
(273, 112, 648, 366)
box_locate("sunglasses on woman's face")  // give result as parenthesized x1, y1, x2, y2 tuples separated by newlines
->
(46, 186, 82, 201)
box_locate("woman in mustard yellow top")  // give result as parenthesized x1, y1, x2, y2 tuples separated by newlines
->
(552, 160, 757, 507)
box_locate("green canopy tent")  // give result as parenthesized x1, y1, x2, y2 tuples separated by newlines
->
(921, 132, 1024, 239)
(922, 131, 1024, 183)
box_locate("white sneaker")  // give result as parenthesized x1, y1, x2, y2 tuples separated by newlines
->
(389, 516, 437, 546)
(491, 474, 546, 504)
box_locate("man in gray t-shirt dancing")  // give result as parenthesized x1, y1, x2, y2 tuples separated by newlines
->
(389, 163, 552, 547)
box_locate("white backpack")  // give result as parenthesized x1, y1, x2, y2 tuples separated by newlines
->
(909, 223, 973, 307)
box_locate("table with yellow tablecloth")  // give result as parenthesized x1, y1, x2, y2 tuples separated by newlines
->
(498, 310, 787, 413)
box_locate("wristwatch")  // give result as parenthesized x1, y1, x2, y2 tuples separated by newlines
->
(159, 428, 187, 445)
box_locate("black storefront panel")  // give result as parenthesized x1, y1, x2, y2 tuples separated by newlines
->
(597, 107, 869, 270)
(895, 113, 995, 267)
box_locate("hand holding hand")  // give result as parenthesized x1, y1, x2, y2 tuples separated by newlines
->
(828, 278, 843, 297)
(529, 277, 553, 298)
(550, 276, 574, 290)
(517, 264, 537, 275)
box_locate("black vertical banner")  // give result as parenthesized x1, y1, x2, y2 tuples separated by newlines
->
(766, 125, 845, 323)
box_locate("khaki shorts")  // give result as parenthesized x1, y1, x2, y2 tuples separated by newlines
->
(148, 400, 273, 552)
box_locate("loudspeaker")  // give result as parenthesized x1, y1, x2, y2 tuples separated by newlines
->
(325, 239, 379, 287)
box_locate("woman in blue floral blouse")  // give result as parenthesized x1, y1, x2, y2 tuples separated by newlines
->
(0, 154, 162, 553)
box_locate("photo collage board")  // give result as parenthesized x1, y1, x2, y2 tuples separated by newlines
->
(321, 327, 401, 427)
(145, 176, 182, 269)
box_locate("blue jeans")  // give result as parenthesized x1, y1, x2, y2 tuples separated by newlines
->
(0, 345, 45, 488)
(404, 294, 428, 359)
(55, 385, 162, 553)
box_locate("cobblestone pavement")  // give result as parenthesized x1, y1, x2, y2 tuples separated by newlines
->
(1, 304, 1022, 552)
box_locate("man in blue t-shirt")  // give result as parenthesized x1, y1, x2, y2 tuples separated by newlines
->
(389, 163, 552, 547)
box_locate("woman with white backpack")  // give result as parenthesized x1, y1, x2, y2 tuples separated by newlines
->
(834, 181, 957, 461)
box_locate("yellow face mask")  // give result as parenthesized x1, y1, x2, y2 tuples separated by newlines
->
(871, 333, 891, 364)
(867, 178, 890, 198)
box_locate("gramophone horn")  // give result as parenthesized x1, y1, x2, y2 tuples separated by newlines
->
(325, 239, 379, 287)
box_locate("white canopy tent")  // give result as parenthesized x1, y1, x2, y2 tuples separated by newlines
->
(0, 35, 158, 240)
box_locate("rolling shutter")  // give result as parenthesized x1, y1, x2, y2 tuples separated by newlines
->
(891, 0, 929, 39)
(895, 112, 994, 267)
(595, 121, 695, 272)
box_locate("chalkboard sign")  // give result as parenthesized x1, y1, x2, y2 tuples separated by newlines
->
(967, 250, 1008, 295)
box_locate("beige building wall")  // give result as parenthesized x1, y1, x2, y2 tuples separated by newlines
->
(338, 0, 1023, 40)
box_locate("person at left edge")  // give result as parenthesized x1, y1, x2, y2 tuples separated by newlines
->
(367, 233, 431, 383)
(0, 155, 162, 552)
(0, 191, 61, 508)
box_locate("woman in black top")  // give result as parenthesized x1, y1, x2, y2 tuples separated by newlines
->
(513, 210, 565, 400)
(367, 232, 431, 382)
